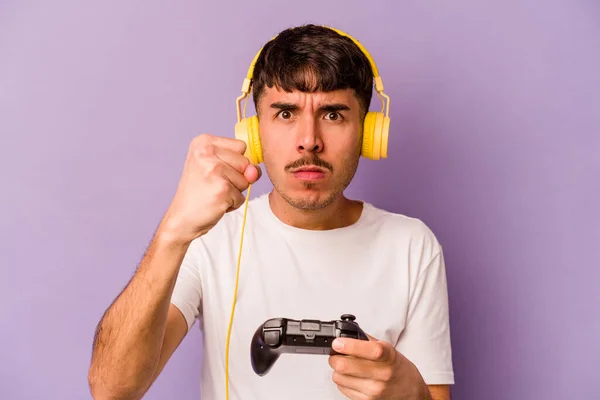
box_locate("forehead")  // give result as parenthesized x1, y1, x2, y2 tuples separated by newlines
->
(257, 86, 359, 110)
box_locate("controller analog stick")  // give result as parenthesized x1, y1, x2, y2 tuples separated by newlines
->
(341, 314, 356, 322)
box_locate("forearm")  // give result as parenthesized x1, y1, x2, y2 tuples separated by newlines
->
(406, 362, 435, 400)
(88, 227, 190, 399)
(418, 383, 433, 400)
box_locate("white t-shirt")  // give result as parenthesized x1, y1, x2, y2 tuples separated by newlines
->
(170, 193, 454, 399)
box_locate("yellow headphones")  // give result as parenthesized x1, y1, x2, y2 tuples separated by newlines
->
(234, 26, 391, 163)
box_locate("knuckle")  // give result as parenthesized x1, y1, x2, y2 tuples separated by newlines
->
(334, 358, 347, 374)
(372, 343, 384, 360)
(235, 191, 245, 205)
(369, 380, 386, 397)
(191, 133, 210, 147)
(214, 179, 231, 196)
(211, 161, 224, 174)
(380, 366, 394, 382)
(193, 143, 215, 159)
(331, 371, 342, 384)
(201, 159, 221, 176)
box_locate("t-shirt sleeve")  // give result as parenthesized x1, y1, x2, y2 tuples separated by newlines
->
(395, 248, 455, 385)
(170, 239, 204, 331)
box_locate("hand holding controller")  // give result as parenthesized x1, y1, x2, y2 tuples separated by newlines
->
(250, 314, 369, 376)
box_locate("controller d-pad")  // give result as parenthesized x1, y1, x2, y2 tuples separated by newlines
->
(263, 330, 281, 346)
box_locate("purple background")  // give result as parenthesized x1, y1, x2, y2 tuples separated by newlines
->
(1, 1, 599, 399)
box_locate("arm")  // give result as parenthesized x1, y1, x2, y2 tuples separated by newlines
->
(87, 229, 190, 400)
(428, 384, 451, 400)
(87, 134, 259, 399)
(329, 336, 452, 400)
(328, 239, 454, 399)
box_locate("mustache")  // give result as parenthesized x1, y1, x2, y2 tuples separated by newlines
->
(285, 156, 333, 172)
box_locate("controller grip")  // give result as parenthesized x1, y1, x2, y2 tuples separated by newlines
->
(250, 326, 280, 376)
(356, 329, 369, 341)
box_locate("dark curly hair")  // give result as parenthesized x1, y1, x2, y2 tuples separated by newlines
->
(251, 24, 374, 120)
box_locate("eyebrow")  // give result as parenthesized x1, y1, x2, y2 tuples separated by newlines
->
(269, 102, 351, 113)
(270, 102, 299, 112)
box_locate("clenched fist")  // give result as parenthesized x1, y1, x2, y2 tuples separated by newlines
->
(158, 134, 261, 244)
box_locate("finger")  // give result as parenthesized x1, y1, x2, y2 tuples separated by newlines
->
(226, 185, 246, 212)
(329, 355, 393, 381)
(219, 163, 251, 193)
(332, 371, 384, 399)
(244, 164, 262, 184)
(332, 337, 394, 363)
(214, 146, 251, 174)
(336, 384, 368, 400)
(215, 148, 262, 186)
(208, 135, 247, 154)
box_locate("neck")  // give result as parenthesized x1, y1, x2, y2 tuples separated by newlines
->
(268, 191, 363, 230)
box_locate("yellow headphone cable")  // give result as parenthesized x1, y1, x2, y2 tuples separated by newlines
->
(225, 183, 251, 400)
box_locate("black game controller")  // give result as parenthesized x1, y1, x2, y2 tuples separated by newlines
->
(250, 314, 369, 376)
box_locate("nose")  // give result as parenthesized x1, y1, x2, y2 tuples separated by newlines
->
(296, 117, 323, 154)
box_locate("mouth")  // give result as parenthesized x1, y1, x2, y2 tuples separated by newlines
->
(289, 166, 327, 181)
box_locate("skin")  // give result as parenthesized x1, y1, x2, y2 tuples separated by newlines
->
(87, 135, 261, 399)
(87, 83, 451, 400)
(257, 85, 365, 230)
(256, 85, 452, 399)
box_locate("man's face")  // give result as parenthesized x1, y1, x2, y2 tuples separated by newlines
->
(257, 86, 363, 210)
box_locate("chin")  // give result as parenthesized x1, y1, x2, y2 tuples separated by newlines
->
(278, 187, 341, 211)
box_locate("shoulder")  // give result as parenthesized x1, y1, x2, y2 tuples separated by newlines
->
(362, 201, 443, 264)
(363, 202, 441, 246)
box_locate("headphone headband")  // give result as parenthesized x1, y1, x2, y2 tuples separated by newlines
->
(234, 25, 391, 162)
(239, 26, 384, 96)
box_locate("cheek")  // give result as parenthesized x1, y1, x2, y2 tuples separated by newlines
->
(259, 121, 282, 148)
(325, 135, 361, 158)
(260, 132, 297, 164)
(260, 136, 289, 171)
(261, 138, 287, 159)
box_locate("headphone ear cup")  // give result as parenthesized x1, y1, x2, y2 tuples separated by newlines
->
(361, 112, 375, 159)
(361, 111, 390, 160)
(234, 115, 263, 164)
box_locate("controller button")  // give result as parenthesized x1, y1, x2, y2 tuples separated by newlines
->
(341, 314, 356, 322)
(264, 319, 283, 329)
(264, 330, 280, 346)
(300, 320, 321, 331)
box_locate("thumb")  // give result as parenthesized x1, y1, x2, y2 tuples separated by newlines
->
(244, 164, 262, 183)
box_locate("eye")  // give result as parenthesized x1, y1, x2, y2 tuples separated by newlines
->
(277, 110, 293, 120)
(325, 112, 342, 121)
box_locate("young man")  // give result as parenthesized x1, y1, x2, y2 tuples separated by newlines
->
(88, 25, 454, 399)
